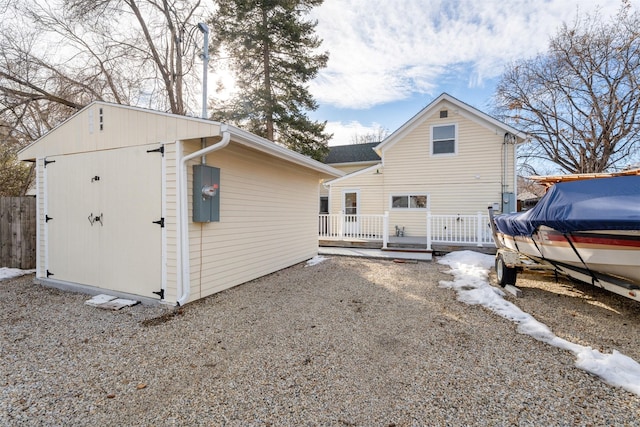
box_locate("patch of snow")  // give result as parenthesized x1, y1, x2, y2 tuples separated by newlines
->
(438, 250, 640, 397)
(0, 267, 35, 281)
(306, 255, 327, 267)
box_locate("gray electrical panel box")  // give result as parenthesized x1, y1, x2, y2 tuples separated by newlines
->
(502, 192, 516, 213)
(193, 164, 220, 222)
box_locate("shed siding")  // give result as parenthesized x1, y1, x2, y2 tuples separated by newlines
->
(36, 159, 46, 277)
(178, 142, 320, 302)
(164, 142, 179, 303)
(19, 104, 221, 159)
(22, 102, 339, 304)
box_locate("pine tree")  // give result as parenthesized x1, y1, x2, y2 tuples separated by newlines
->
(210, 0, 331, 161)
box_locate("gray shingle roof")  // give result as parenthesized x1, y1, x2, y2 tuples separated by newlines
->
(324, 142, 381, 164)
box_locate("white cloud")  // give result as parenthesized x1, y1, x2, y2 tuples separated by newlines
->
(311, 0, 632, 109)
(325, 120, 386, 146)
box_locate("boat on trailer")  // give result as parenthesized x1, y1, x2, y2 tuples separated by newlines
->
(489, 174, 640, 302)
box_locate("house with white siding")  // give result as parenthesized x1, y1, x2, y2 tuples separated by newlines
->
(18, 102, 342, 305)
(321, 93, 527, 246)
(319, 142, 381, 213)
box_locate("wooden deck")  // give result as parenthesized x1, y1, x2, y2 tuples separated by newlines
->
(319, 236, 497, 255)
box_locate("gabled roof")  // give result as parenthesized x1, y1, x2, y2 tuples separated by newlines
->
(374, 92, 527, 155)
(323, 142, 381, 164)
(18, 101, 343, 178)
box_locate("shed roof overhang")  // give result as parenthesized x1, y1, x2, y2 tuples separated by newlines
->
(224, 124, 343, 179)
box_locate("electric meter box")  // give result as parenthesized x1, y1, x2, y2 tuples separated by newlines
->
(502, 192, 515, 214)
(193, 164, 220, 222)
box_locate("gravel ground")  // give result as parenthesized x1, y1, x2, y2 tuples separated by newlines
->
(1, 255, 639, 426)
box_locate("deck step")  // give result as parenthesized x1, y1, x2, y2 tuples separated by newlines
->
(319, 239, 381, 249)
(387, 243, 430, 251)
(382, 247, 432, 254)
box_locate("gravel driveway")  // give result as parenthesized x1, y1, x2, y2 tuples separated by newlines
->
(2, 255, 639, 425)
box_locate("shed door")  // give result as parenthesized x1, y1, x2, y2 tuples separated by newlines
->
(46, 144, 162, 298)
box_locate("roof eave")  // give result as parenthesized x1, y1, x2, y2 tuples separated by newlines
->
(323, 162, 382, 186)
(226, 125, 344, 178)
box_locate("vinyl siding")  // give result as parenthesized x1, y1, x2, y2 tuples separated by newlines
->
(19, 103, 222, 160)
(326, 101, 517, 237)
(35, 158, 46, 278)
(329, 163, 377, 174)
(327, 168, 385, 215)
(25, 103, 330, 304)
(164, 142, 179, 303)
(178, 141, 320, 303)
(319, 163, 376, 197)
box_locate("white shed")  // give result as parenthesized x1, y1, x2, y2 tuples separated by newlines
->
(18, 102, 342, 305)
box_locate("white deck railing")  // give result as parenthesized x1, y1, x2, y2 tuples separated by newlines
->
(427, 212, 494, 248)
(319, 211, 494, 250)
(319, 213, 388, 244)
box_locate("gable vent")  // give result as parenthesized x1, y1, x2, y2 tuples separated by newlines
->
(440, 110, 448, 118)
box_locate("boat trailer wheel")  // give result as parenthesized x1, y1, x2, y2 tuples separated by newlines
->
(496, 253, 517, 287)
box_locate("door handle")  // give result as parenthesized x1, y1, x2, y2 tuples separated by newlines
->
(88, 213, 104, 226)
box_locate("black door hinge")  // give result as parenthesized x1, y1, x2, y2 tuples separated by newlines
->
(46, 270, 54, 278)
(45, 215, 53, 222)
(44, 159, 56, 167)
(152, 218, 165, 227)
(152, 289, 165, 299)
(147, 145, 164, 155)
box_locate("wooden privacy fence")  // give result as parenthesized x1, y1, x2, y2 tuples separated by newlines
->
(0, 197, 36, 269)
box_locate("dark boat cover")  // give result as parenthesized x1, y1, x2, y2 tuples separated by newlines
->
(494, 175, 640, 236)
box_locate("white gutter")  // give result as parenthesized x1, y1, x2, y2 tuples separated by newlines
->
(176, 125, 231, 306)
(38, 158, 44, 279)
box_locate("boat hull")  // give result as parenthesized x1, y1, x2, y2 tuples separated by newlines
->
(496, 226, 640, 285)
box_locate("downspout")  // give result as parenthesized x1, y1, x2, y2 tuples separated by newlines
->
(513, 138, 518, 207)
(502, 133, 508, 203)
(176, 125, 231, 306)
(502, 133, 516, 212)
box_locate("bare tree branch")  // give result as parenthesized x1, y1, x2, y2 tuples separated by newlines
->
(494, 3, 640, 174)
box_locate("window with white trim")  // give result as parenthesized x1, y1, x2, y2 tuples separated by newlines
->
(391, 194, 428, 209)
(431, 124, 456, 155)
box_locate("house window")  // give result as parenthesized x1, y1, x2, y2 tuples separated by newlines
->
(319, 197, 328, 214)
(431, 124, 456, 155)
(344, 192, 357, 215)
(391, 194, 428, 210)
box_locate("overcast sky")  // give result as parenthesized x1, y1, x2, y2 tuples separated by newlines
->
(307, 0, 636, 145)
